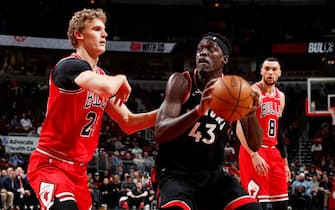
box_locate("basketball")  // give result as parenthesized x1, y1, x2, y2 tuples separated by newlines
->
(210, 75, 254, 122)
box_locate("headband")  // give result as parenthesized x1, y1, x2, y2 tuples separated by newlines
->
(202, 34, 230, 57)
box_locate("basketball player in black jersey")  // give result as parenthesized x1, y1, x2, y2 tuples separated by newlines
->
(153, 32, 263, 210)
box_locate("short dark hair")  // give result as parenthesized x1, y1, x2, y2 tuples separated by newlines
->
(201, 32, 232, 57)
(264, 57, 280, 63)
(262, 57, 281, 68)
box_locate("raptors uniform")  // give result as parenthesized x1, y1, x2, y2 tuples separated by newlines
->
(239, 84, 288, 203)
(27, 53, 109, 210)
(155, 69, 257, 210)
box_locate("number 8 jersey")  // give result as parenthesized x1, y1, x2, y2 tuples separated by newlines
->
(255, 83, 281, 146)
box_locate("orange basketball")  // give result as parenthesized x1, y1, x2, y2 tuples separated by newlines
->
(210, 75, 254, 122)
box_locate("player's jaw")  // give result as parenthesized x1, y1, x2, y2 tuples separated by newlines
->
(263, 76, 277, 86)
(197, 57, 211, 71)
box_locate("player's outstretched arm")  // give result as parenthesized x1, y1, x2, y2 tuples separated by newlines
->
(105, 98, 158, 135)
(75, 71, 131, 101)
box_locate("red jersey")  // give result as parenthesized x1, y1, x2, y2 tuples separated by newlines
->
(255, 84, 281, 146)
(37, 54, 109, 163)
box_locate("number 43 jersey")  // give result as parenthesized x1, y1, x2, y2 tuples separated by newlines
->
(37, 54, 108, 163)
(156, 69, 231, 173)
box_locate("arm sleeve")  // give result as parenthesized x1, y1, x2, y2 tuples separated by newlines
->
(52, 58, 92, 90)
(276, 118, 288, 159)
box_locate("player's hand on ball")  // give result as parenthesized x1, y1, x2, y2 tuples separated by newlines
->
(198, 78, 217, 115)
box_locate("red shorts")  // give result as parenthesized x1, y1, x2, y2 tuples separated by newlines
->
(27, 151, 91, 210)
(239, 145, 288, 203)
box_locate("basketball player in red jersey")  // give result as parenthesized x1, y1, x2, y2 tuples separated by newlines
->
(27, 8, 157, 210)
(237, 57, 290, 210)
(153, 32, 263, 210)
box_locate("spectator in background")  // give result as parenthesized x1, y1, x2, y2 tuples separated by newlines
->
(120, 174, 135, 197)
(0, 179, 14, 210)
(110, 174, 122, 210)
(88, 172, 100, 209)
(131, 141, 143, 157)
(123, 152, 137, 173)
(19, 112, 33, 132)
(111, 151, 123, 175)
(10, 114, 22, 132)
(15, 167, 38, 209)
(319, 172, 332, 208)
(102, 170, 111, 180)
(126, 182, 149, 210)
(113, 137, 126, 151)
(116, 165, 125, 180)
(291, 173, 313, 209)
(2, 170, 20, 209)
(142, 151, 155, 176)
(8, 153, 24, 168)
(311, 137, 323, 164)
(99, 177, 113, 209)
(93, 172, 102, 188)
(133, 153, 145, 172)
(309, 174, 324, 209)
(311, 138, 323, 152)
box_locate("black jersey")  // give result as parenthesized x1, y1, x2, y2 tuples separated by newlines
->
(155, 69, 230, 173)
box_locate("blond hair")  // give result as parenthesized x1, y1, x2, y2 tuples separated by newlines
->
(67, 8, 107, 48)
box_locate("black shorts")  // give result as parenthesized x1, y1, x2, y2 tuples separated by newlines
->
(157, 169, 256, 210)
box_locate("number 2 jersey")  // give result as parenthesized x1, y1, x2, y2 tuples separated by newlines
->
(36, 53, 109, 163)
(155, 69, 231, 173)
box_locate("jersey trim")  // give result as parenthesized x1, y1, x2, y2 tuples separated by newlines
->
(224, 195, 257, 210)
(257, 193, 289, 202)
(160, 200, 191, 210)
(58, 88, 85, 94)
(36, 148, 86, 166)
(56, 192, 76, 203)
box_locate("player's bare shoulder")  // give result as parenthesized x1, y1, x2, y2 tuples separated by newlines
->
(278, 88, 286, 116)
(165, 71, 191, 102)
(278, 89, 285, 98)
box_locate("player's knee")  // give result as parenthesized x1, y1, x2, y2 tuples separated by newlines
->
(50, 198, 78, 210)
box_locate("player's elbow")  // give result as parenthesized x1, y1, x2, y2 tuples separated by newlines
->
(153, 128, 163, 144)
(153, 124, 168, 144)
(118, 116, 134, 135)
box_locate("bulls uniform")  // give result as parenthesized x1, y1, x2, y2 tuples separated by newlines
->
(27, 53, 109, 210)
(239, 84, 288, 203)
(155, 69, 257, 210)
